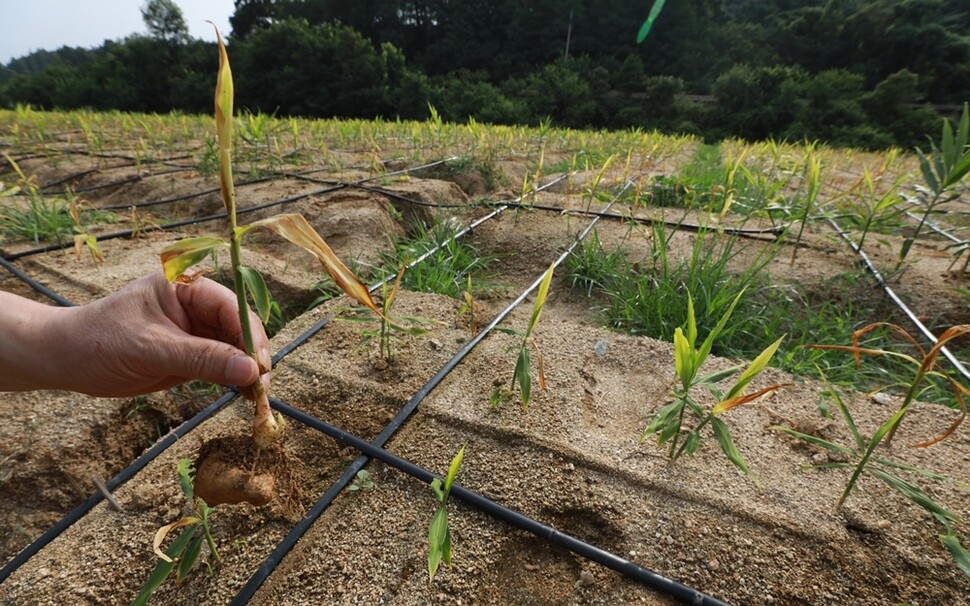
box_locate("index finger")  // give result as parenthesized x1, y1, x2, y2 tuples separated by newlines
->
(175, 276, 272, 373)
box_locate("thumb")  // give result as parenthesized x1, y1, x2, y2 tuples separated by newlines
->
(163, 337, 261, 388)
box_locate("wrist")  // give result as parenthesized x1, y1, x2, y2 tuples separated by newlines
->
(0, 292, 77, 392)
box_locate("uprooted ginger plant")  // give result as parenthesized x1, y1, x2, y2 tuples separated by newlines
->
(158, 29, 380, 498)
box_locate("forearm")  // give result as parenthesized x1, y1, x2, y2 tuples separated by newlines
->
(0, 291, 76, 392)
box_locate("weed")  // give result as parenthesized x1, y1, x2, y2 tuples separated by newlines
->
(126, 396, 152, 419)
(642, 175, 691, 208)
(1, 155, 74, 245)
(307, 278, 344, 311)
(347, 469, 375, 492)
(589, 222, 777, 348)
(642, 291, 787, 485)
(566, 230, 626, 297)
(197, 133, 219, 177)
(133, 460, 221, 606)
(675, 143, 729, 211)
(384, 219, 496, 300)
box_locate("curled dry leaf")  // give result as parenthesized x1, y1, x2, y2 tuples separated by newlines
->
(240, 213, 381, 316)
(152, 517, 201, 563)
(712, 383, 792, 415)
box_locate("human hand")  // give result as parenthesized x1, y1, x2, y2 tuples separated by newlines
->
(1, 271, 271, 397)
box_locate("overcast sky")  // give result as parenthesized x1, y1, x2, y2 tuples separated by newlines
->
(0, 0, 235, 64)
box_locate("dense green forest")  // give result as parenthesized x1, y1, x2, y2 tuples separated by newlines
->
(2, 0, 968, 149)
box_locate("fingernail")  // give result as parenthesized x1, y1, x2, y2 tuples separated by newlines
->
(225, 355, 256, 386)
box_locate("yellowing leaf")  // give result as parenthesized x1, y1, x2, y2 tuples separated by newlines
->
(152, 517, 201, 563)
(713, 382, 791, 415)
(212, 26, 235, 216)
(851, 322, 924, 368)
(526, 262, 555, 337)
(443, 445, 465, 496)
(919, 324, 970, 378)
(242, 214, 381, 316)
(912, 375, 967, 448)
(673, 327, 692, 387)
(159, 236, 228, 282)
(73, 233, 104, 264)
(722, 335, 785, 402)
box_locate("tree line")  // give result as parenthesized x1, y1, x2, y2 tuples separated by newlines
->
(1, 0, 968, 149)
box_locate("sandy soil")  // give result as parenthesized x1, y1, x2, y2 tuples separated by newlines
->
(1, 138, 969, 606)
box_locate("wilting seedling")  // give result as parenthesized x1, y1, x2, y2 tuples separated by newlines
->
(773, 322, 970, 579)
(455, 274, 480, 335)
(428, 445, 465, 581)
(67, 190, 104, 264)
(642, 290, 787, 486)
(133, 460, 220, 606)
(339, 263, 433, 363)
(159, 29, 380, 451)
(492, 263, 554, 409)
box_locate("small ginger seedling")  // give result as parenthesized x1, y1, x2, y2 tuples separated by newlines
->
(642, 290, 788, 486)
(133, 460, 220, 606)
(775, 321, 970, 580)
(428, 445, 464, 581)
(492, 263, 554, 409)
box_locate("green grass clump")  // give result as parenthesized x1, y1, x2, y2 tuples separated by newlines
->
(569, 223, 776, 347)
(0, 193, 75, 244)
(382, 219, 496, 300)
(566, 226, 953, 399)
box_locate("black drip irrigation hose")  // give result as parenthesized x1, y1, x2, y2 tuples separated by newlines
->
(824, 215, 970, 383)
(0, 256, 74, 307)
(37, 167, 100, 191)
(348, 180, 786, 240)
(264, 399, 731, 606)
(16, 154, 196, 194)
(93, 163, 350, 213)
(60, 167, 193, 196)
(231, 179, 727, 605)
(2, 157, 457, 262)
(0, 391, 238, 584)
(99, 170, 294, 212)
